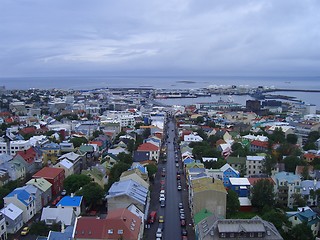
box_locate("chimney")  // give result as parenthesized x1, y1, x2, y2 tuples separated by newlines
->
(34, 178, 37, 182)
(123, 217, 126, 222)
(302, 208, 305, 212)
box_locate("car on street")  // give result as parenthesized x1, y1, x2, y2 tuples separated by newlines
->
(181, 236, 188, 240)
(156, 228, 162, 238)
(180, 213, 185, 220)
(177, 185, 182, 191)
(160, 189, 165, 194)
(176, 163, 179, 167)
(159, 195, 165, 202)
(20, 227, 30, 236)
(180, 219, 186, 227)
(178, 202, 183, 209)
(181, 228, 188, 236)
(160, 200, 166, 207)
(159, 215, 164, 223)
(179, 208, 184, 214)
(148, 211, 157, 224)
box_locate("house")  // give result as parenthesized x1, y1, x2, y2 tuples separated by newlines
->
(47, 225, 74, 240)
(59, 141, 75, 154)
(41, 142, 61, 165)
(287, 207, 320, 237)
(41, 206, 76, 226)
(33, 167, 65, 196)
(196, 215, 283, 240)
(120, 169, 149, 189)
(246, 155, 265, 176)
(73, 209, 143, 240)
(82, 165, 107, 188)
(106, 179, 148, 212)
(273, 172, 301, 208)
(15, 185, 42, 213)
(15, 147, 41, 175)
(4, 189, 36, 223)
(229, 178, 251, 197)
(136, 143, 160, 162)
(250, 140, 269, 153)
(105, 208, 143, 240)
(184, 132, 203, 142)
(220, 163, 239, 187)
(56, 195, 84, 216)
(0, 203, 23, 234)
(58, 152, 83, 175)
(107, 146, 129, 156)
(0, 156, 27, 181)
(26, 177, 52, 207)
(189, 177, 227, 218)
(0, 213, 6, 239)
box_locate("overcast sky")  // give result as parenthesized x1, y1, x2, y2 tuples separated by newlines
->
(0, 0, 320, 77)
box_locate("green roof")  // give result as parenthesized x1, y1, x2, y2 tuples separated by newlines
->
(227, 156, 246, 164)
(194, 208, 213, 225)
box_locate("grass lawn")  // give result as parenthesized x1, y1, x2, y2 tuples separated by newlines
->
(229, 211, 259, 219)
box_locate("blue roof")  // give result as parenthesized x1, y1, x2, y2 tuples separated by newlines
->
(274, 172, 300, 183)
(183, 157, 195, 164)
(129, 163, 148, 174)
(6, 189, 34, 206)
(56, 196, 83, 207)
(47, 226, 74, 240)
(42, 142, 60, 150)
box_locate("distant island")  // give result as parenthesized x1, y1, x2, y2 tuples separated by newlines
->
(176, 80, 196, 84)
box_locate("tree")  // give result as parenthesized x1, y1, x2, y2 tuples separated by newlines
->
(251, 179, 275, 211)
(106, 162, 131, 191)
(262, 155, 277, 176)
(262, 210, 291, 236)
(63, 174, 92, 194)
(292, 193, 307, 207)
(268, 127, 285, 144)
(76, 182, 104, 207)
(30, 221, 50, 236)
(117, 152, 133, 165)
(287, 134, 298, 145)
(290, 222, 314, 240)
(226, 189, 240, 218)
(283, 156, 304, 173)
(146, 164, 158, 179)
(69, 137, 88, 148)
(195, 116, 204, 124)
(231, 142, 248, 157)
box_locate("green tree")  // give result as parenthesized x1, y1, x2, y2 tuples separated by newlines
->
(195, 128, 208, 141)
(286, 134, 298, 145)
(146, 164, 158, 179)
(92, 130, 103, 139)
(106, 162, 131, 191)
(292, 193, 307, 207)
(0, 187, 10, 208)
(283, 156, 304, 173)
(76, 182, 104, 207)
(126, 139, 135, 153)
(251, 179, 275, 211)
(117, 152, 133, 165)
(290, 222, 314, 240)
(63, 174, 92, 194)
(231, 142, 248, 157)
(226, 189, 240, 218)
(262, 210, 291, 236)
(262, 155, 277, 176)
(268, 127, 285, 144)
(195, 116, 204, 124)
(143, 128, 151, 139)
(30, 221, 50, 236)
(69, 137, 88, 148)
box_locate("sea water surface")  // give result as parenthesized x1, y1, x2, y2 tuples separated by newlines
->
(0, 75, 319, 108)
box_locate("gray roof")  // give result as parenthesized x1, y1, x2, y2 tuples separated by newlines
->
(41, 206, 76, 226)
(301, 180, 320, 195)
(106, 179, 148, 205)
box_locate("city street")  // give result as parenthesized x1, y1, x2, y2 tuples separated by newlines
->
(144, 116, 195, 240)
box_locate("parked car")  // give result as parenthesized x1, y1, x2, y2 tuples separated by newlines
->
(148, 211, 157, 224)
(181, 228, 188, 236)
(178, 202, 183, 209)
(159, 195, 166, 202)
(180, 213, 185, 220)
(177, 185, 182, 191)
(181, 219, 186, 227)
(20, 227, 30, 236)
(160, 200, 166, 207)
(179, 208, 184, 214)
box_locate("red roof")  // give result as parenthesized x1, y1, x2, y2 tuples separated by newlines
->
(89, 141, 103, 147)
(251, 140, 268, 148)
(20, 126, 36, 135)
(74, 217, 107, 239)
(137, 142, 159, 151)
(33, 167, 64, 179)
(16, 147, 37, 164)
(105, 208, 141, 240)
(304, 153, 316, 159)
(248, 178, 275, 186)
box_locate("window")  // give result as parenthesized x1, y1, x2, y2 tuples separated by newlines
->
(250, 232, 254, 237)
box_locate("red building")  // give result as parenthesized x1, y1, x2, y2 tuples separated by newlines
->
(32, 167, 65, 196)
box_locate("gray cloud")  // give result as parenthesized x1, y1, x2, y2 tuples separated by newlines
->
(0, 0, 319, 77)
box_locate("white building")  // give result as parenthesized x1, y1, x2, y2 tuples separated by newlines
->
(0, 142, 7, 155)
(9, 140, 31, 156)
(184, 133, 203, 142)
(0, 203, 23, 234)
(246, 156, 265, 176)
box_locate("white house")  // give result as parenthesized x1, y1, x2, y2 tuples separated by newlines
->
(246, 155, 265, 176)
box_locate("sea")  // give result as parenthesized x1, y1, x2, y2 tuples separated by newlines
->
(0, 75, 319, 109)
